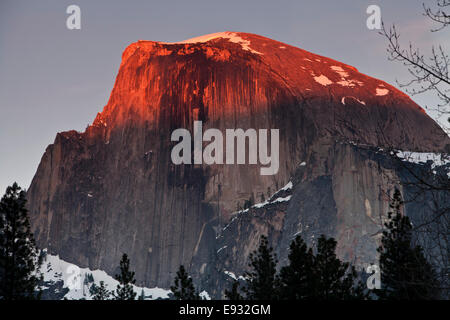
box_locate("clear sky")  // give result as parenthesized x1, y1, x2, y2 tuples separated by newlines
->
(0, 0, 449, 193)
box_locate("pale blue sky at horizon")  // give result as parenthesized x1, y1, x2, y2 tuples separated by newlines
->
(0, 0, 449, 193)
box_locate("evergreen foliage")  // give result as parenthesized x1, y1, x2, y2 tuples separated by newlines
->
(170, 265, 200, 300)
(224, 280, 243, 300)
(90, 281, 111, 300)
(0, 183, 42, 300)
(114, 253, 137, 300)
(278, 235, 314, 299)
(377, 188, 440, 299)
(242, 236, 278, 300)
(234, 234, 367, 300)
(312, 235, 366, 299)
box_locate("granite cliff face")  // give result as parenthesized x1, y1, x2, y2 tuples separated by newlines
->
(27, 32, 450, 294)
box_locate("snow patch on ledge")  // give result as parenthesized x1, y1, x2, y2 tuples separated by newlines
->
(217, 245, 228, 254)
(341, 96, 366, 106)
(236, 180, 293, 210)
(280, 181, 293, 191)
(200, 290, 211, 300)
(224, 270, 237, 280)
(395, 151, 450, 169)
(221, 181, 294, 232)
(224, 271, 247, 281)
(244, 195, 291, 210)
(271, 196, 292, 203)
(165, 32, 262, 55)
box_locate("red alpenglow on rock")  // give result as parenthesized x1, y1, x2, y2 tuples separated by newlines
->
(93, 31, 443, 150)
(27, 32, 450, 294)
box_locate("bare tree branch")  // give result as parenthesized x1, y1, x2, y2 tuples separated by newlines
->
(424, 0, 450, 32)
(379, 1, 450, 124)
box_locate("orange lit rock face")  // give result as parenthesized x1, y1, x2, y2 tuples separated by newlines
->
(94, 32, 446, 151)
(27, 32, 449, 292)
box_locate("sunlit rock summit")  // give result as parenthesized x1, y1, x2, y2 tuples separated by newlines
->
(27, 32, 450, 297)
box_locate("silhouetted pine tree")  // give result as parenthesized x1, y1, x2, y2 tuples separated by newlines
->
(377, 188, 440, 299)
(312, 235, 366, 299)
(278, 235, 314, 299)
(278, 234, 366, 300)
(138, 288, 145, 300)
(225, 280, 243, 300)
(170, 265, 199, 300)
(242, 235, 278, 300)
(0, 183, 42, 300)
(90, 281, 111, 300)
(114, 254, 137, 300)
(85, 273, 94, 283)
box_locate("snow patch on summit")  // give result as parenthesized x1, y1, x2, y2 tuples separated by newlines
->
(376, 87, 389, 96)
(313, 75, 333, 86)
(168, 32, 262, 55)
(331, 65, 363, 87)
(331, 66, 349, 78)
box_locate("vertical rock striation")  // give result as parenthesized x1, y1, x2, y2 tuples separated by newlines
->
(27, 32, 450, 292)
